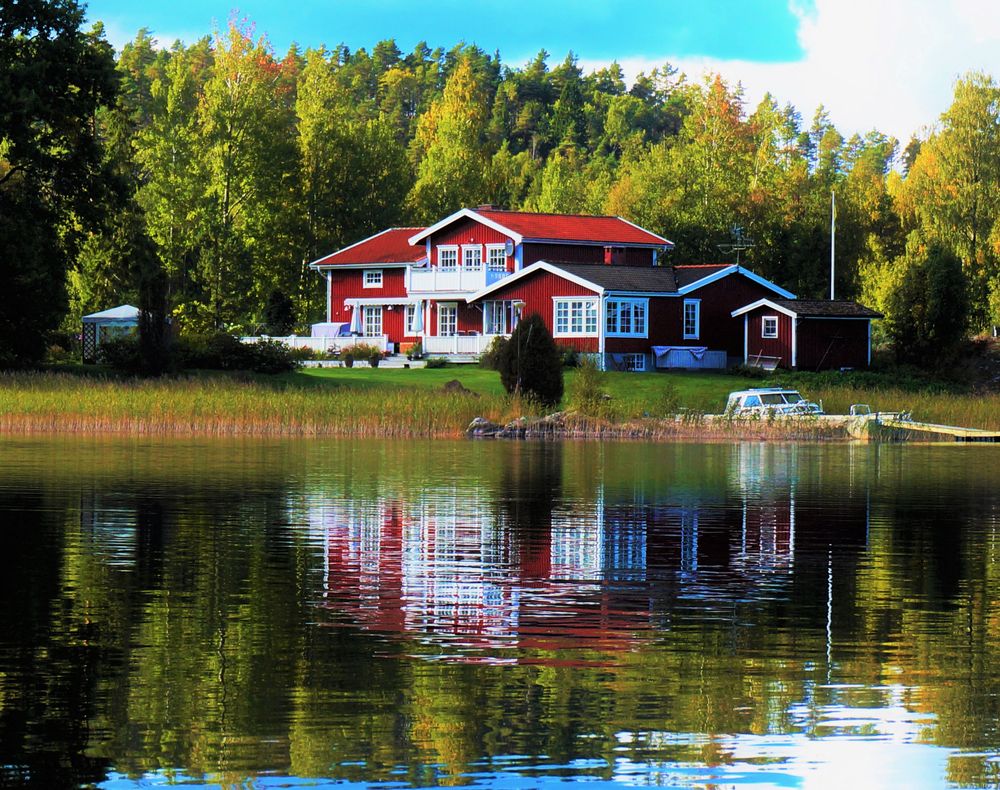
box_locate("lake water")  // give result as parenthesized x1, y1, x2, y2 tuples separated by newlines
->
(1, 437, 998, 789)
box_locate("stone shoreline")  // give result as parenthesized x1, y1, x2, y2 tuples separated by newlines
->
(467, 412, 856, 442)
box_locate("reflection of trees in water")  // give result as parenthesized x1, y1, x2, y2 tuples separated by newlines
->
(3, 442, 1000, 785)
(0, 488, 111, 788)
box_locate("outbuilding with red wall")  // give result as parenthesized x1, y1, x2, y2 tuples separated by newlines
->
(732, 298, 882, 370)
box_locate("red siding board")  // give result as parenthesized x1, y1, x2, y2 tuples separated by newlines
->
(328, 269, 408, 324)
(477, 269, 599, 351)
(742, 308, 872, 369)
(524, 242, 604, 266)
(797, 318, 870, 370)
(429, 218, 514, 271)
(690, 276, 780, 356)
(746, 310, 794, 367)
(523, 243, 654, 268)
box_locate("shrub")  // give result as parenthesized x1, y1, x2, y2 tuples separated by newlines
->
(561, 347, 580, 368)
(425, 357, 449, 369)
(479, 335, 509, 370)
(568, 356, 610, 417)
(651, 379, 681, 416)
(245, 339, 299, 374)
(496, 313, 564, 407)
(174, 332, 298, 373)
(96, 335, 144, 374)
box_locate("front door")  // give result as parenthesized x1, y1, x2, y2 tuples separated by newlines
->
(438, 303, 457, 336)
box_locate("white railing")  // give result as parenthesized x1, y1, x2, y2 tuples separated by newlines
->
(407, 267, 509, 293)
(422, 334, 506, 355)
(241, 335, 391, 353)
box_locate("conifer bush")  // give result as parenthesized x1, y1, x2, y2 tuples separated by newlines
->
(496, 313, 564, 407)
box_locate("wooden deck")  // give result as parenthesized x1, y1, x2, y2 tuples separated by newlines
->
(877, 417, 1000, 442)
(848, 414, 1000, 442)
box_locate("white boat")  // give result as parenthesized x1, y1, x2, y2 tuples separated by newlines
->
(725, 388, 824, 417)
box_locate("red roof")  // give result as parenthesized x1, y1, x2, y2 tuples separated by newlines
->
(474, 209, 670, 247)
(310, 228, 426, 267)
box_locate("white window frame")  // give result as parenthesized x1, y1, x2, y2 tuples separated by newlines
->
(405, 304, 419, 335)
(622, 353, 646, 372)
(483, 300, 512, 335)
(605, 298, 648, 338)
(762, 315, 779, 339)
(462, 245, 483, 271)
(362, 269, 383, 289)
(437, 245, 458, 271)
(486, 244, 507, 272)
(362, 305, 382, 337)
(553, 298, 599, 337)
(437, 302, 458, 336)
(683, 299, 701, 340)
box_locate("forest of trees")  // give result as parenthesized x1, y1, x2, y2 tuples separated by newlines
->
(4, 0, 1000, 366)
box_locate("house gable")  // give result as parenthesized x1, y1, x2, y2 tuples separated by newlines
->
(678, 265, 795, 299)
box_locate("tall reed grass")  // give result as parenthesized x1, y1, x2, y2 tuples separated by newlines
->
(0, 372, 518, 438)
(2, 371, 996, 440)
(807, 385, 1000, 430)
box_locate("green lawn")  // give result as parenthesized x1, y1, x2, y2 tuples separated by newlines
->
(292, 365, 750, 414)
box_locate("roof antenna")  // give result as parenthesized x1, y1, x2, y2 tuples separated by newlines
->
(718, 224, 754, 266)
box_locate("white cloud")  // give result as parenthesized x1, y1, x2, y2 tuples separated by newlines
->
(584, 0, 1000, 148)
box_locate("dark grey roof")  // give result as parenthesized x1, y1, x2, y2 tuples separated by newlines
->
(539, 262, 678, 293)
(773, 299, 882, 318)
(673, 265, 732, 288)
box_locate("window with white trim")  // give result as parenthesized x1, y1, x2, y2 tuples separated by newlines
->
(405, 304, 419, 335)
(462, 245, 482, 270)
(363, 269, 383, 288)
(622, 353, 646, 372)
(762, 315, 779, 338)
(486, 244, 507, 271)
(438, 245, 458, 270)
(484, 300, 518, 335)
(438, 303, 457, 336)
(554, 298, 599, 336)
(362, 305, 382, 337)
(605, 298, 648, 337)
(683, 299, 700, 339)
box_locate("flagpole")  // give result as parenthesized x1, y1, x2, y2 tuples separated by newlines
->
(830, 190, 836, 300)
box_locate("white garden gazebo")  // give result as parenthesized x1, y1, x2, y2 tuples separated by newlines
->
(82, 304, 140, 363)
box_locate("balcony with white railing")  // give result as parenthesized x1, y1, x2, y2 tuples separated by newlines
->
(407, 266, 510, 294)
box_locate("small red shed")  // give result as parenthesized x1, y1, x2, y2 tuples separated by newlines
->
(731, 298, 882, 370)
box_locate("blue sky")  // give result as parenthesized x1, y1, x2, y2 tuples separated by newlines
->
(85, 0, 806, 64)
(83, 0, 1000, 148)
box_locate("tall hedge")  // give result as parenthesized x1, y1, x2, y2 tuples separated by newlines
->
(497, 313, 564, 407)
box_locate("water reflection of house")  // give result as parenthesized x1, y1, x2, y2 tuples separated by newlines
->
(312, 490, 654, 652)
(309, 450, 871, 654)
(315, 495, 520, 643)
(79, 491, 138, 569)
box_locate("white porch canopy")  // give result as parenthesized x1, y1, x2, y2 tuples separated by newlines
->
(82, 304, 140, 324)
(82, 304, 140, 363)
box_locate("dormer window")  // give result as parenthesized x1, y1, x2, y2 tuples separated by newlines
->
(438, 245, 458, 270)
(486, 244, 507, 271)
(462, 245, 482, 270)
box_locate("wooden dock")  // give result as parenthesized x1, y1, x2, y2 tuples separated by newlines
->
(850, 415, 1000, 442)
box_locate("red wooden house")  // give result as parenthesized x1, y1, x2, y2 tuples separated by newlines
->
(308, 207, 880, 370)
